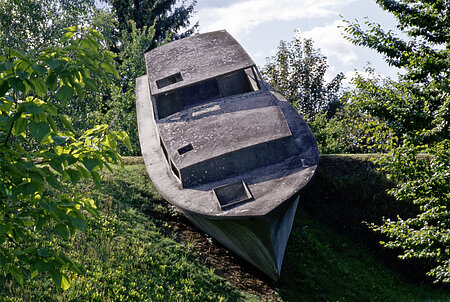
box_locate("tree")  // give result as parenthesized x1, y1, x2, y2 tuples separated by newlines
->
(0, 26, 130, 289)
(106, 0, 197, 50)
(344, 0, 450, 282)
(0, 0, 97, 52)
(68, 2, 197, 156)
(262, 35, 344, 120)
(344, 0, 449, 143)
(96, 18, 156, 155)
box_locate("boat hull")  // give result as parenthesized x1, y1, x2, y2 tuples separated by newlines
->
(182, 194, 299, 280)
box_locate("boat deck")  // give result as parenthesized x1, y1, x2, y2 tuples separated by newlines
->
(136, 76, 318, 218)
(158, 91, 293, 168)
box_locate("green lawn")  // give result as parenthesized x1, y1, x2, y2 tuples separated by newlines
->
(1, 157, 449, 301)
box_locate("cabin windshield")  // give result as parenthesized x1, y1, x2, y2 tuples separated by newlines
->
(153, 67, 260, 119)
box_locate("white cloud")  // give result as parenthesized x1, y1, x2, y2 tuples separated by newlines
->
(299, 20, 358, 66)
(342, 69, 388, 86)
(194, 0, 358, 38)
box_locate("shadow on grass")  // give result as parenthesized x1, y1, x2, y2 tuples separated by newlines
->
(277, 155, 450, 302)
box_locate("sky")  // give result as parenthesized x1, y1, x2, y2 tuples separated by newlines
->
(192, 0, 404, 83)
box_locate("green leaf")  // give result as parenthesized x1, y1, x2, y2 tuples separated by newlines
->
(69, 216, 86, 231)
(30, 171, 44, 185)
(55, 86, 74, 105)
(36, 217, 49, 231)
(59, 114, 74, 131)
(43, 102, 58, 116)
(29, 121, 51, 143)
(29, 77, 47, 97)
(37, 248, 51, 258)
(45, 59, 62, 71)
(51, 134, 68, 146)
(101, 62, 119, 78)
(73, 82, 84, 100)
(46, 72, 58, 91)
(10, 265, 23, 285)
(31, 65, 47, 76)
(65, 26, 77, 32)
(20, 102, 44, 114)
(90, 170, 101, 188)
(83, 78, 97, 91)
(50, 159, 64, 175)
(66, 168, 81, 185)
(20, 182, 37, 196)
(60, 274, 70, 291)
(7, 77, 25, 93)
(0, 79, 10, 96)
(89, 28, 104, 40)
(54, 224, 69, 240)
(82, 157, 101, 172)
(123, 135, 132, 151)
(50, 270, 62, 289)
(31, 269, 39, 279)
(76, 164, 90, 180)
(17, 70, 29, 80)
(10, 49, 29, 62)
(45, 174, 61, 190)
(13, 117, 27, 135)
(61, 32, 74, 42)
(48, 117, 57, 132)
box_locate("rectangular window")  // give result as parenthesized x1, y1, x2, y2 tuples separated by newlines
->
(156, 72, 183, 89)
(154, 91, 184, 119)
(178, 143, 193, 155)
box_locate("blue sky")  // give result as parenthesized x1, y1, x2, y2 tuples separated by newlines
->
(193, 0, 403, 83)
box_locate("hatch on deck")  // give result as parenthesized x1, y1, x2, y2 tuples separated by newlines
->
(213, 181, 253, 210)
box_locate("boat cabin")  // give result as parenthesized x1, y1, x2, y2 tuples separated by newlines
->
(145, 31, 299, 191)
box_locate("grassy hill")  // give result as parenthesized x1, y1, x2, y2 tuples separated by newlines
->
(1, 155, 449, 301)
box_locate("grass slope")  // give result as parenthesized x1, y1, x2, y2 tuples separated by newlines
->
(0, 164, 258, 301)
(1, 156, 449, 301)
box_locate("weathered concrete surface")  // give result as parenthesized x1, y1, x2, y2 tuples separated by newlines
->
(158, 91, 299, 187)
(136, 75, 317, 218)
(146, 30, 254, 95)
(136, 30, 319, 280)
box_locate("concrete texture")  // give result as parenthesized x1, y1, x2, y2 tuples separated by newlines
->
(136, 30, 319, 279)
(146, 30, 254, 95)
(136, 75, 317, 217)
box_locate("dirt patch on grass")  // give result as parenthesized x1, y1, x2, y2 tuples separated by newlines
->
(157, 208, 280, 301)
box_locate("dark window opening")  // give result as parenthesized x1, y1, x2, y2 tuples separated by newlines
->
(154, 91, 184, 119)
(156, 72, 183, 89)
(178, 143, 193, 155)
(181, 78, 221, 108)
(217, 69, 253, 97)
(213, 181, 252, 210)
(155, 79, 220, 119)
(154, 67, 260, 119)
(171, 161, 180, 180)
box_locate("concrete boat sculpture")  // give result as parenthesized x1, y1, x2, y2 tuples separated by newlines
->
(136, 30, 318, 280)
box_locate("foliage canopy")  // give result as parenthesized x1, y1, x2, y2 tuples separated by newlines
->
(345, 0, 450, 282)
(262, 35, 344, 120)
(0, 26, 130, 289)
(106, 0, 197, 50)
